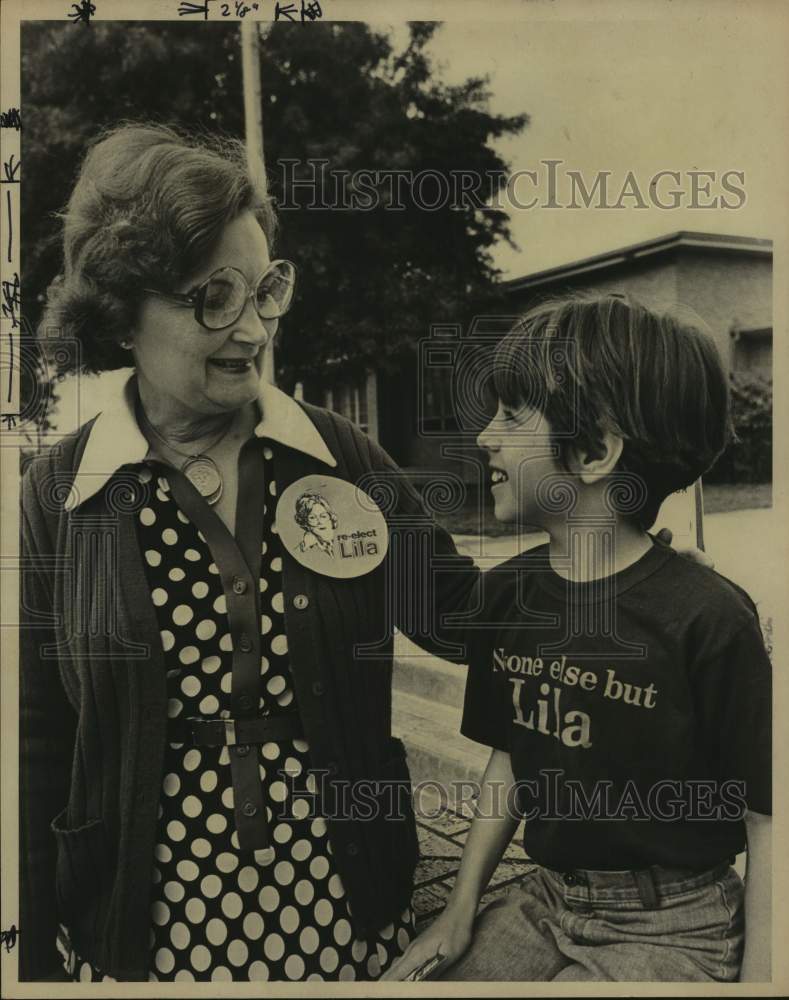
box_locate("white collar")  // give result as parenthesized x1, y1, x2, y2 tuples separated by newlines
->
(65, 372, 337, 511)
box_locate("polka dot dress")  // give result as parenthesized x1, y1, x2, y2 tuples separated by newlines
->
(63, 445, 414, 982)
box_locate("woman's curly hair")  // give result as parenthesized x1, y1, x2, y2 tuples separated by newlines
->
(294, 492, 339, 532)
(39, 122, 278, 374)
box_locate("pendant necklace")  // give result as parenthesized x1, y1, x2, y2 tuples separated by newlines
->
(139, 407, 236, 506)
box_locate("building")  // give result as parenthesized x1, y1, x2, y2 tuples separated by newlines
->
(318, 231, 772, 485)
(47, 232, 772, 492)
(504, 231, 772, 379)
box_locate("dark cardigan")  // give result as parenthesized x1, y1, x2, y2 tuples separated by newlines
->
(19, 401, 479, 980)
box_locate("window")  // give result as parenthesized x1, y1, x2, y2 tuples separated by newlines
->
(325, 374, 371, 434)
(421, 367, 458, 432)
(731, 327, 772, 378)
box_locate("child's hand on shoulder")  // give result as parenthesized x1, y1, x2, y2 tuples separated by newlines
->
(380, 905, 473, 981)
(655, 527, 714, 569)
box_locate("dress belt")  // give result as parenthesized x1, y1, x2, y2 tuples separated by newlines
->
(169, 713, 303, 747)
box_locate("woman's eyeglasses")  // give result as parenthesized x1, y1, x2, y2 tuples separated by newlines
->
(143, 259, 296, 331)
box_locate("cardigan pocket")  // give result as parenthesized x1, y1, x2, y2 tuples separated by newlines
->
(51, 808, 114, 962)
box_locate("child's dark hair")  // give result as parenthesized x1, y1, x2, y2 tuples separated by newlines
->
(493, 293, 731, 528)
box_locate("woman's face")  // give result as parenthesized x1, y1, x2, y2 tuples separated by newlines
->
(307, 503, 333, 541)
(131, 211, 278, 424)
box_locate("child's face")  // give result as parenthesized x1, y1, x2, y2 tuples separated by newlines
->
(477, 401, 564, 525)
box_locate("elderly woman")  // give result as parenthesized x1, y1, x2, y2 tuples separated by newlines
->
(19, 123, 478, 983)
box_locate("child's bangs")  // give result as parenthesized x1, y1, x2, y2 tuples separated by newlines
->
(492, 314, 559, 414)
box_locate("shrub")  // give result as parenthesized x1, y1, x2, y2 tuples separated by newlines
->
(706, 372, 772, 484)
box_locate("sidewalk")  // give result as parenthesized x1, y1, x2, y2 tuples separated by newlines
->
(452, 506, 779, 626)
(412, 810, 533, 930)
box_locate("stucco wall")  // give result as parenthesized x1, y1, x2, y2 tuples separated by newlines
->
(507, 248, 772, 372)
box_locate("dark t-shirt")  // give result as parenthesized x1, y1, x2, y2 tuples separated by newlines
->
(460, 538, 772, 871)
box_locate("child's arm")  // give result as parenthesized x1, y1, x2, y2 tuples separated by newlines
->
(381, 748, 520, 980)
(739, 809, 771, 982)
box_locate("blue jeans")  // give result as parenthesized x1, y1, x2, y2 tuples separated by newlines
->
(440, 863, 744, 982)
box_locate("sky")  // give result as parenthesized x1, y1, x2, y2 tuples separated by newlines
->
(390, 12, 785, 278)
(47, 5, 788, 430)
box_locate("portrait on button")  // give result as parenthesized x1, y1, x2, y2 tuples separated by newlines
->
(294, 491, 338, 558)
(276, 475, 389, 580)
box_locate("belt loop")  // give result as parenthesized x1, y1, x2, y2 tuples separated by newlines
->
(633, 868, 660, 909)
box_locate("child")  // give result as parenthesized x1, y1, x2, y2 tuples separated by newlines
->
(384, 294, 771, 983)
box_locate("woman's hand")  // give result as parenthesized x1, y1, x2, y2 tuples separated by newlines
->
(383, 749, 517, 981)
(655, 527, 714, 569)
(380, 906, 473, 981)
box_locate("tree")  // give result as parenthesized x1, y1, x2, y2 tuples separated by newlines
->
(706, 372, 772, 484)
(21, 20, 527, 399)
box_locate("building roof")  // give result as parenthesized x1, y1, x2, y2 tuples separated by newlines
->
(504, 231, 773, 294)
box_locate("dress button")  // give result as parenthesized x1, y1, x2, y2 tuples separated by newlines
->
(312, 681, 325, 697)
(346, 843, 360, 857)
(564, 873, 576, 886)
(242, 801, 257, 818)
(237, 694, 253, 712)
(234, 744, 250, 757)
(239, 634, 252, 653)
(326, 761, 339, 777)
(232, 576, 248, 595)
(293, 594, 309, 610)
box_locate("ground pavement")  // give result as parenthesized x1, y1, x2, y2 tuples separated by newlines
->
(413, 812, 533, 930)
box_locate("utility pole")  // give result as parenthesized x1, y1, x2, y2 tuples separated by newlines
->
(241, 19, 267, 197)
(240, 20, 275, 383)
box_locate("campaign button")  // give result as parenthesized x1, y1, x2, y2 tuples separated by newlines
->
(275, 475, 389, 579)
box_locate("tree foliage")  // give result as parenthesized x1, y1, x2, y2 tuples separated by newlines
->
(706, 372, 772, 484)
(21, 20, 527, 394)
